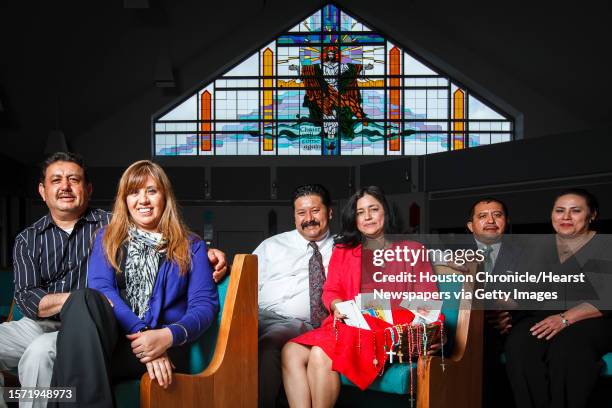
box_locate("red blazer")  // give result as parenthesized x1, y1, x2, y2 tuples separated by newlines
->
(321, 241, 438, 326)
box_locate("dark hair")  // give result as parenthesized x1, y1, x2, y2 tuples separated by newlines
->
(291, 184, 332, 209)
(40, 152, 89, 183)
(335, 186, 399, 248)
(553, 188, 599, 219)
(468, 197, 509, 221)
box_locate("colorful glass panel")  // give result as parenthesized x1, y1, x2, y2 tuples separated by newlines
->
(453, 89, 465, 150)
(153, 4, 513, 156)
(200, 91, 212, 151)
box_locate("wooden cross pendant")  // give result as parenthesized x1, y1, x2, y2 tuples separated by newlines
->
(397, 350, 404, 364)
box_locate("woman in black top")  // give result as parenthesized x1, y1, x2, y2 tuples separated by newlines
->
(505, 188, 612, 408)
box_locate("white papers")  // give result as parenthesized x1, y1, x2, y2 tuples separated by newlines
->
(335, 300, 371, 330)
(399, 299, 443, 324)
(355, 293, 362, 310)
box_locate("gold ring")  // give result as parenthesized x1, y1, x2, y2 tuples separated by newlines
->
(138, 352, 145, 359)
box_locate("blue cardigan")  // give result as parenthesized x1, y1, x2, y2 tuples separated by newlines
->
(87, 228, 219, 347)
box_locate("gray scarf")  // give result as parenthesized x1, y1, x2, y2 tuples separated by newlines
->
(125, 227, 167, 319)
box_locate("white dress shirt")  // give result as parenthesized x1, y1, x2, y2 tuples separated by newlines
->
(254, 229, 334, 321)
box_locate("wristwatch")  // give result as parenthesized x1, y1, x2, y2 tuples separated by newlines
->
(559, 313, 570, 328)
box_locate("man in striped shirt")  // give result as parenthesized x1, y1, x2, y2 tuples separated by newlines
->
(0, 152, 227, 408)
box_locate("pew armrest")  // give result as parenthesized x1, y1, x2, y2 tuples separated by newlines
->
(139, 254, 258, 408)
(416, 264, 483, 408)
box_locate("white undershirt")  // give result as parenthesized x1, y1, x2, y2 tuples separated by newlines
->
(60, 227, 74, 235)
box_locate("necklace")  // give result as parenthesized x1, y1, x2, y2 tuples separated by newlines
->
(556, 231, 595, 262)
(363, 235, 391, 251)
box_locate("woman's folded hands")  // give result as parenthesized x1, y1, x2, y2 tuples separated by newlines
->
(127, 327, 174, 363)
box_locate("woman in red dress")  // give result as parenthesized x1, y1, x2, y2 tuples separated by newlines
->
(281, 186, 438, 408)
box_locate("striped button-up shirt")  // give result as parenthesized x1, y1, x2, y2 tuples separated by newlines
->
(13, 208, 111, 319)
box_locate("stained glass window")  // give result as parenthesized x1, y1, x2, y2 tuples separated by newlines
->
(154, 4, 513, 156)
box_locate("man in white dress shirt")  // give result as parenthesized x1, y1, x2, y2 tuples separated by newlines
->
(254, 184, 334, 408)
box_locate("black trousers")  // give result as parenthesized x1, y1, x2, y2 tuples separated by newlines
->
(258, 309, 312, 408)
(505, 314, 612, 408)
(482, 321, 514, 408)
(50, 289, 189, 408)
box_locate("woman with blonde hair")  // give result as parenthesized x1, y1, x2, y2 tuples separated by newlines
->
(50, 160, 219, 407)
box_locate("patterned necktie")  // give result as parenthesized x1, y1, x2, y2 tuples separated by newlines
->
(308, 241, 328, 328)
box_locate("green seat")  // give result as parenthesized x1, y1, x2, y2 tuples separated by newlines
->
(0, 270, 13, 319)
(340, 280, 463, 394)
(601, 353, 612, 377)
(0, 306, 11, 319)
(344, 362, 418, 395)
(10, 302, 24, 321)
(114, 380, 141, 408)
(114, 274, 230, 408)
(2, 269, 23, 322)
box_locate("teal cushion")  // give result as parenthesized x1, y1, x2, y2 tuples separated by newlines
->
(1, 269, 22, 322)
(12, 304, 24, 321)
(0, 270, 13, 317)
(114, 380, 141, 408)
(438, 280, 462, 357)
(599, 353, 612, 377)
(341, 362, 417, 395)
(189, 274, 229, 373)
(0, 306, 11, 319)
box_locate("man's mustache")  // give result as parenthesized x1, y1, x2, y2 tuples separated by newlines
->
(301, 220, 320, 229)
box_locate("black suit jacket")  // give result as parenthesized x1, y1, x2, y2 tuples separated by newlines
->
(475, 235, 525, 316)
(492, 236, 523, 276)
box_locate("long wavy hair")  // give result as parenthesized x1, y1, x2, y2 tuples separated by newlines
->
(334, 186, 399, 248)
(103, 160, 192, 275)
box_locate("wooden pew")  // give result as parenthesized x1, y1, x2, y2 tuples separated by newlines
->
(139, 253, 258, 408)
(416, 264, 483, 408)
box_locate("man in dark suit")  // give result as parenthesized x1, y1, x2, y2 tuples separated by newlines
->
(466, 198, 521, 408)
